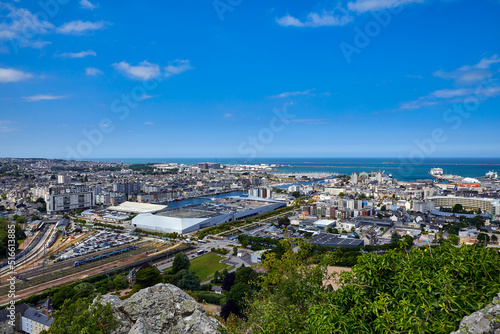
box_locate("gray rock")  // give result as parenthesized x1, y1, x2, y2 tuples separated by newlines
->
(94, 283, 222, 334)
(451, 293, 500, 334)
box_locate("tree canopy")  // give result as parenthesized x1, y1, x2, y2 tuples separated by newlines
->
(226, 239, 500, 334)
(172, 252, 190, 274)
(40, 296, 119, 334)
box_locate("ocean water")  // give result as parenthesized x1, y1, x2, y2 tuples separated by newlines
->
(93, 158, 500, 182)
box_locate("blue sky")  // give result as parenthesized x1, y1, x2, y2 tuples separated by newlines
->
(0, 0, 499, 159)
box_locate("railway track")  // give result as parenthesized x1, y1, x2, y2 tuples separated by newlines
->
(0, 225, 55, 275)
(0, 241, 156, 296)
(8, 241, 150, 282)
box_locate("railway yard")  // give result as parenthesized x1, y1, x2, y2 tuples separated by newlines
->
(0, 222, 191, 305)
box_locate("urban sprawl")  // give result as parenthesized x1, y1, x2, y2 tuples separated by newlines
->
(0, 158, 499, 333)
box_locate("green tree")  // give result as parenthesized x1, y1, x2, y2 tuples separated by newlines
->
(390, 232, 401, 243)
(447, 234, 460, 245)
(401, 235, 414, 248)
(452, 204, 464, 213)
(291, 191, 301, 198)
(73, 283, 94, 300)
(230, 240, 500, 334)
(135, 267, 162, 288)
(113, 275, 128, 290)
(16, 216, 27, 224)
(338, 192, 345, 198)
(221, 298, 240, 321)
(235, 265, 258, 285)
(176, 270, 201, 291)
(172, 252, 190, 274)
(491, 234, 498, 244)
(40, 296, 119, 334)
(222, 272, 236, 291)
(477, 233, 490, 245)
(226, 282, 253, 309)
(52, 286, 76, 309)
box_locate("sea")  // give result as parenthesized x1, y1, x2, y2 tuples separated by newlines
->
(92, 157, 500, 182)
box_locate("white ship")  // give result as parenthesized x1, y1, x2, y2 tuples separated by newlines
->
(429, 167, 463, 182)
(429, 167, 444, 177)
(486, 171, 498, 179)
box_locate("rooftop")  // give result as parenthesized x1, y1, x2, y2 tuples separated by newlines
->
(107, 201, 168, 214)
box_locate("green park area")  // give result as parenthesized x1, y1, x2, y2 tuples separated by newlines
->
(190, 253, 230, 282)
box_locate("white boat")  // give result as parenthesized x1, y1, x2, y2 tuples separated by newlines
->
(429, 167, 444, 177)
(486, 171, 498, 179)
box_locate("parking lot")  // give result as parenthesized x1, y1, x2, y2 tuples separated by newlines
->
(57, 231, 139, 260)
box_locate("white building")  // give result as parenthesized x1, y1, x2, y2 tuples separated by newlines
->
(251, 250, 267, 264)
(132, 197, 286, 234)
(351, 172, 358, 185)
(313, 220, 336, 230)
(412, 200, 435, 213)
(46, 186, 95, 214)
(337, 221, 360, 231)
(458, 228, 479, 238)
(429, 196, 500, 215)
(57, 175, 70, 184)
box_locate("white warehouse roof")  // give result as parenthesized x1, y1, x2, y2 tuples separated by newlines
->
(107, 201, 168, 214)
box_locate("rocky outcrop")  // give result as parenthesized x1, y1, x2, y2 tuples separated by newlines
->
(451, 293, 500, 334)
(94, 283, 222, 334)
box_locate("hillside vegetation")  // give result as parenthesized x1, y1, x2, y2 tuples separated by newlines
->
(226, 240, 500, 334)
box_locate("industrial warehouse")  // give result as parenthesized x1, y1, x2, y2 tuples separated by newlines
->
(131, 196, 287, 234)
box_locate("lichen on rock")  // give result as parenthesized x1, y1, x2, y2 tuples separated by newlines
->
(451, 293, 500, 334)
(94, 283, 222, 334)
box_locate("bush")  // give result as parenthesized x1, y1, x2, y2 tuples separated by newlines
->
(194, 291, 225, 305)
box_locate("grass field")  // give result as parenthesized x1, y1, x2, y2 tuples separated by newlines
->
(190, 253, 230, 282)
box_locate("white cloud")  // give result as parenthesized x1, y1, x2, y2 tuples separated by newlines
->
(0, 125, 16, 133)
(399, 56, 500, 111)
(79, 0, 98, 10)
(112, 61, 161, 80)
(56, 20, 109, 35)
(113, 60, 192, 81)
(164, 60, 192, 77)
(271, 89, 315, 98)
(431, 88, 473, 99)
(144, 121, 154, 125)
(85, 67, 103, 76)
(276, 10, 352, 27)
(400, 86, 500, 110)
(223, 113, 233, 118)
(22, 94, 66, 102)
(0, 68, 32, 83)
(347, 0, 426, 13)
(0, 3, 54, 49)
(433, 55, 500, 85)
(56, 50, 96, 58)
(288, 118, 330, 124)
